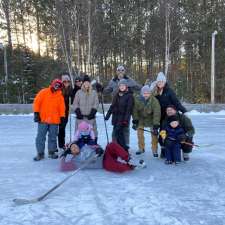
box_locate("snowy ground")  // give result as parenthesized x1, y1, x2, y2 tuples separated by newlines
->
(1, 113, 225, 225)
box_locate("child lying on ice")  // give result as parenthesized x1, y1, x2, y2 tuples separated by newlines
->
(60, 121, 146, 172)
(60, 121, 103, 170)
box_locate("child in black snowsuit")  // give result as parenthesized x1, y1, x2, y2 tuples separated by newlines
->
(105, 79, 134, 152)
(160, 115, 186, 164)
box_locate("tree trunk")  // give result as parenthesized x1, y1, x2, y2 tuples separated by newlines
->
(1, 0, 13, 52)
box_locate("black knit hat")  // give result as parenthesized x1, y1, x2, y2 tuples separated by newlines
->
(75, 76, 82, 82)
(168, 115, 179, 124)
(83, 75, 91, 82)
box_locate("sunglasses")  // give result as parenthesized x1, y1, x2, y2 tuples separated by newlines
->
(54, 83, 62, 90)
(63, 80, 70, 83)
(117, 69, 125, 72)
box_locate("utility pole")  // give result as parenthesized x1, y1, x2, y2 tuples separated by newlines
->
(211, 31, 217, 104)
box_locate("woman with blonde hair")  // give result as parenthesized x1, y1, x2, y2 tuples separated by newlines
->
(73, 75, 99, 143)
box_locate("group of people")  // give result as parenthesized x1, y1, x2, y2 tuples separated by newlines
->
(32, 64, 195, 172)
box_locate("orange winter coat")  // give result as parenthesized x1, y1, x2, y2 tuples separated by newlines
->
(33, 87, 65, 124)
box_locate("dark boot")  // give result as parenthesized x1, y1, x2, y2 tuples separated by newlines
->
(33, 153, 44, 161)
(136, 149, 145, 155)
(48, 152, 58, 159)
(160, 147, 165, 158)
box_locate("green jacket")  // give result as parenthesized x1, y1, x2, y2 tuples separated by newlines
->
(133, 95, 161, 127)
(162, 113, 195, 137)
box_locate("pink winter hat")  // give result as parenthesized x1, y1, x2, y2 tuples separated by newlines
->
(78, 121, 90, 131)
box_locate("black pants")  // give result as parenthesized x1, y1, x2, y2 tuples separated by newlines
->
(58, 117, 68, 148)
(114, 125, 129, 152)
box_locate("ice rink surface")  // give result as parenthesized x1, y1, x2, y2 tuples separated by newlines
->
(1, 112, 225, 225)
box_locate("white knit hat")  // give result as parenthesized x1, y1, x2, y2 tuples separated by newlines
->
(149, 81, 156, 92)
(156, 72, 166, 82)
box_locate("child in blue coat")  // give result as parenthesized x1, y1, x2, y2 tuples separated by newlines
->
(160, 115, 186, 164)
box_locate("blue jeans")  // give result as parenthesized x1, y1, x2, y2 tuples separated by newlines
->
(36, 123, 58, 154)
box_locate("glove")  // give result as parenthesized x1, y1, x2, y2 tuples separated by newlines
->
(159, 130, 167, 140)
(96, 83, 104, 93)
(60, 117, 66, 125)
(34, 112, 41, 123)
(60, 148, 71, 158)
(75, 108, 83, 120)
(152, 125, 159, 136)
(87, 108, 97, 120)
(95, 147, 104, 157)
(132, 120, 139, 130)
(185, 133, 193, 140)
(178, 134, 186, 143)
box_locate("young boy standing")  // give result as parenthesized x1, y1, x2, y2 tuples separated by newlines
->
(132, 85, 161, 156)
(105, 79, 134, 152)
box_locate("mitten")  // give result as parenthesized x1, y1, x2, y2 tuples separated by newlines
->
(75, 108, 83, 120)
(95, 147, 104, 157)
(34, 112, 41, 123)
(132, 120, 139, 130)
(60, 117, 66, 125)
(87, 108, 97, 120)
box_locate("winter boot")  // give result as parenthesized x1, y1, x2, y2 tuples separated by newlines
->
(160, 147, 165, 158)
(33, 153, 44, 161)
(134, 159, 147, 169)
(175, 161, 181, 165)
(48, 152, 58, 159)
(183, 153, 190, 161)
(164, 160, 172, 165)
(153, 153, 158, 157)
(136, 149, 145, 155)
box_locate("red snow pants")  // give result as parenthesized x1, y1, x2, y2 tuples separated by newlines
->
(103, 142, 133, 173)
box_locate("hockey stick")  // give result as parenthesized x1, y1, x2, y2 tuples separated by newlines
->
(69, 97, 72, 142)
(138, 128, 153, 134)
(100, 93, 109, 144)
(181, 141, 214, 148)
(13, 154, 98, 205)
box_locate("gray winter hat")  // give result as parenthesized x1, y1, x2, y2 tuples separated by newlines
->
(117, 65, 125, 71)
(118, 78, 128, 86)
(156, 72, 166, 82)
(141, 85, 151, 96)
(61, 74, 70, 82)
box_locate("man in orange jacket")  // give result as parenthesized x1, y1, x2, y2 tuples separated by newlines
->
(33, 79, 66, 161)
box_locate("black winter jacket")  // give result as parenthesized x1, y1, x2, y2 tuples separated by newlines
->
(155, 83, 187, 121)
(106, 90, 134, 126)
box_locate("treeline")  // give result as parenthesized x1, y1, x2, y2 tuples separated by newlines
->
(0, 0, 225, 103)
